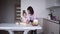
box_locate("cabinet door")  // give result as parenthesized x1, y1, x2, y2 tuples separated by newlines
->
(46, 22, 51, 34)
(48, 22, 59, 34)
(51, 23, 59, 34)
(43, 19, 59, 34)
(43, 20, 49, 34)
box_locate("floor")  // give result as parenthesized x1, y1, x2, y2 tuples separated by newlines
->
(14, 31, 32, 34)
(0, 30, 43, 34)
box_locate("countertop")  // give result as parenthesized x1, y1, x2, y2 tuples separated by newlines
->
(43, 18, 60, 25)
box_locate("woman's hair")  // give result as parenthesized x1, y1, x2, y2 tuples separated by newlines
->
(27, 6, 34, 15)
(22, 10, 27, 16)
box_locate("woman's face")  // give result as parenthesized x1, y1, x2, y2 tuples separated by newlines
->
(27, 10, 30, 14)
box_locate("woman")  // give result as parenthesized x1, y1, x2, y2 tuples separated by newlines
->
(27, 6, 35, 23)
(27, 6, 37, 34)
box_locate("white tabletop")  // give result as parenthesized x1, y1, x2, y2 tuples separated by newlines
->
(0, 23, 42, 34)
(0, 23, 42, 30)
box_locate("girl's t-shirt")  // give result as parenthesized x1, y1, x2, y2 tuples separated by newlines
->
(22, 16, 28, 23)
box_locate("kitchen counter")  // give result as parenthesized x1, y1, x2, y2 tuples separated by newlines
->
(43, 18, 60, 24)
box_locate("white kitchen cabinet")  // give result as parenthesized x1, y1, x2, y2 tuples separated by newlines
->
(47, 22, 59, 34)
(46, 0, 60, 8)
(43, 19, 59, 34)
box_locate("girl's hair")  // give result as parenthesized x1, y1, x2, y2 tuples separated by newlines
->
(27, 6, 34, 15)
(22, 10, 27, 16)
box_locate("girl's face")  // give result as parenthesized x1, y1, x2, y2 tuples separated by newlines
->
(23, 13, 27, 17)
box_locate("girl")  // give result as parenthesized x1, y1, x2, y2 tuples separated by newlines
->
(22, 10, 28, 23)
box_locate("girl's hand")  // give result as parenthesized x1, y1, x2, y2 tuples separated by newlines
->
(26, 20, 29, 24)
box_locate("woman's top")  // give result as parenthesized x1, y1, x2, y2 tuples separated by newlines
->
(27, 14, 36, 22)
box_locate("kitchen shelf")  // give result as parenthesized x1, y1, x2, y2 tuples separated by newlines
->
(16, 11, 21, 12)
(14, 0, 21, 22)
(47, 6, 60, 9)
(16, 7, 21, 9)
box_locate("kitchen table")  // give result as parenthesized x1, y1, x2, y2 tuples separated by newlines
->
(0, 23, 42, 34)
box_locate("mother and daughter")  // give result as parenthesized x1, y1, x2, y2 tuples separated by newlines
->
(22, 6, 37, 34)
(22, 6, 36, 24)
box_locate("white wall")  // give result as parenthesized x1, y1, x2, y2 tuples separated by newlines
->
(46, 0, 60, 8)
(21, 0, 49, 18)
(57, 0, 60, 5)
